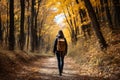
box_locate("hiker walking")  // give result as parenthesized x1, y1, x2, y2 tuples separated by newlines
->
(53, 30, 68, 76)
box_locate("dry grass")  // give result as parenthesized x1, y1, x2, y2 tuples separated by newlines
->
(0, 50, 37, 80)
(68, 27, 120, 79)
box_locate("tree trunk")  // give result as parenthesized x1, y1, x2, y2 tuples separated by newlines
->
(75, 0, 91, 39)
(26, 0, 30, 50)
(0, 12, 3, 44)
(9, 0, 15, 50)
(5, 2, 9, 47)
(84, 0, 107, 49)
(34, 1, 41, 50)
(112, 0, 120, 29)
(31, 0, 35, 52)
(103, 0, 113, 29)
(66, 5, 77, 44)
(34, 9, 38, 50)
(100, 0, 105, 22)
(19, 0, 25, 50)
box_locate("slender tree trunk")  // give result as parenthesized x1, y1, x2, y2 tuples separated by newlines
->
(27, 16, 30, 50)
(66, 5, 77, 44)
(34, 1, 41, 50)
(0, 12, 3, 44)
(31, 0, 35, 52)
(9, 0, 15, 50)
(84, 0, 107, 49)
(75, 0, 91, 39)
(27, 0, 30, 50)
(70, 3, 78, 43)
(100, 0, 105, 22)
(104, 0, 113, 29)
(5, 2, 9, 47)
(112, 0, 120, 29)
(19, 0, 25, 50)
(76, 0, 86, 23)
(34, 9, 38, 50)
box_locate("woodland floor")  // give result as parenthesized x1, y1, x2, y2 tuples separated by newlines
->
(13, 55, 105, 80)
(0, 50, 119, 80)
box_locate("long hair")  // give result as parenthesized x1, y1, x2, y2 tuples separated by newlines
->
(57, 30, 64, 38)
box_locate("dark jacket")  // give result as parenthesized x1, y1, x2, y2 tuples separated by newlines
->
(53, 35, 68, 55)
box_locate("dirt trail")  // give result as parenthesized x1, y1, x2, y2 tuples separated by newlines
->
(16, 56, 104, 80)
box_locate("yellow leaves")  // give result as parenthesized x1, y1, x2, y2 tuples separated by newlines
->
(15, 15, 19, 20)
(0, 0, 7, 6)
(34, 5, 38, 9)
(63, 28, 71, 42)
(79, 1, 86, 9)
(46, 0, 58, 8)
(73, 4, 79, 11)
(90, 0, 100, 7)
(1, 14, 7, 23)
(25, 11, 31, 16)
(0, 0, 8, 12)
(46, 2, 53, 8)
(64, 0, 72, 6)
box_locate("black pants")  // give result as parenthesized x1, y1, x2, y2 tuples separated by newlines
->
(56, 52, 65, 75)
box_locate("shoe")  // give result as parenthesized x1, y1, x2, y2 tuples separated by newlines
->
(59, 73, 62, 76)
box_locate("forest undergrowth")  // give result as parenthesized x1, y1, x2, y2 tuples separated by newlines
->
(68, 27, 120, 80)
(0, 50, 39, 80)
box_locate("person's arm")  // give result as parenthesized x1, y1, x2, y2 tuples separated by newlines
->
(65, 38, 68, 55)
(53, 38, 57, 54)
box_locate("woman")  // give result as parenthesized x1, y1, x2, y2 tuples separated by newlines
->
(53, 30, 68, 76)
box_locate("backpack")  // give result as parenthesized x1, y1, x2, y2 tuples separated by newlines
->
(57, 38, 66, 51)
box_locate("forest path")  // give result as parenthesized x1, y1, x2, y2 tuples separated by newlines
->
(16, 55, 103, 80)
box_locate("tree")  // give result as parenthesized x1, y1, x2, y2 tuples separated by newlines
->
(30, 0, 35, 52)
(76, 0, 87, 23)
(19, 0, 25, 50)
(26, 0, 30, 50)
(61, 1, 79, 44)
(9, 0, 15, 50)
(66, 5, 77, 44)
(100, 0, 105, 22)
(34, 0, 41, 50)
(75, 0, 91, 39)
(112, 0, 120, 29)
(103, 0, 113, 29)
(5, 1, 9, 46)
(0, 12, 3, 44)
(84, 0, 107, 49)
